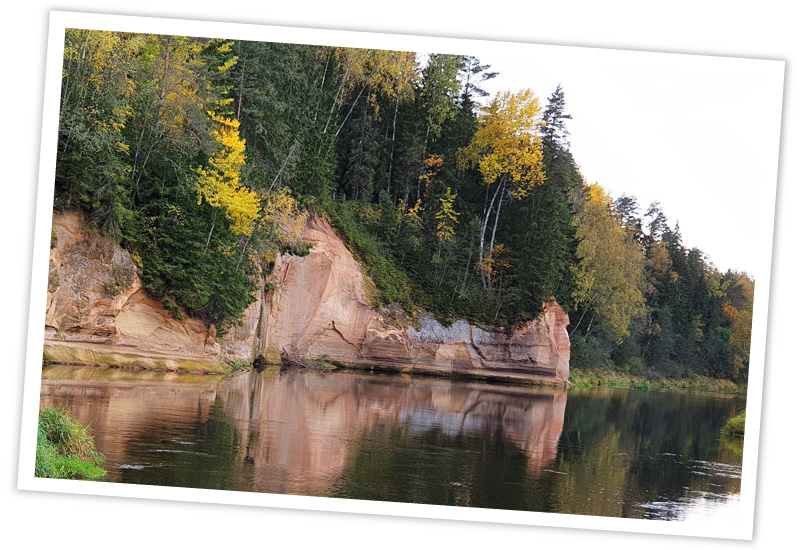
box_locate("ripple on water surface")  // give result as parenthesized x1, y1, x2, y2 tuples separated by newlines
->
(39, 366, 745, 519)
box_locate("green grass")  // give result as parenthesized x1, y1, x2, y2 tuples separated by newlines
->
(722, 410, 746, 438)
(569, 367, 746, 394)
(323, 200, 415, 311)
(308, 359, 336, 369)
(35, 407, 106, 480)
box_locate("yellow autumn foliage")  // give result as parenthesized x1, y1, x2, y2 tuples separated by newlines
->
(419, 154, 445, 197)
(61, 29, 144, 149)
(435, 187, 460, 242)
(405, 198, 424, 226)
(457, 89, 546, 199)
(263, 187, 308, 244)
(572, 183, 646, 341)
(331, 47, 420, 116)
(478, 244, 511, 283)
(196, 112, 260, 236)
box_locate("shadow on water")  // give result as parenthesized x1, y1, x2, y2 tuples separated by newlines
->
(39, 365, 744, 519)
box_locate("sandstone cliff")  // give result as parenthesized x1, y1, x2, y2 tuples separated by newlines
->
(44, 211, 570, 383)
(253, 215, 570, 384)
(44, 212, 223, 371)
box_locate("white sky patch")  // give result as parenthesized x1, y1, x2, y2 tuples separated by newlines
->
(472, 47, 784, 279)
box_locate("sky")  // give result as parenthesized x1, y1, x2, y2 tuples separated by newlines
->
(465, 44, 784, 280)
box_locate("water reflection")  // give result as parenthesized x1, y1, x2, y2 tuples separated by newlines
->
(39, 366, 743, 519)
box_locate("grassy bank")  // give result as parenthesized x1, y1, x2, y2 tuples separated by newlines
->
(722, 410, 746, 437)
(569, 367, 746, 395)
(35, 407, 106, 480)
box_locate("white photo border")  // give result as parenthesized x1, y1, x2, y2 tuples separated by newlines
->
(18, 10, 785, 541)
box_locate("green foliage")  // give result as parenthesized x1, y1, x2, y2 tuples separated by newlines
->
(233, 40, 336, 198)
(53, 31, 753, 384)
(325, 200, 414, 310)
(161, 297, 187, 321)
(722, 411, 746, 437)
(568, 368, 745, 394)
(120, 197, 257, 333)
(35, 407, 106, 480)
(280, 242, 313, 257)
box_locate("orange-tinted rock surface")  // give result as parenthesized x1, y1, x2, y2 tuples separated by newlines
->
(44, 211, 222, 371)
(256, 215, 570, 384)
(43, 211, 570, 383)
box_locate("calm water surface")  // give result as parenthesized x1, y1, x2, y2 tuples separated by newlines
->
(39, 365, 745, 520)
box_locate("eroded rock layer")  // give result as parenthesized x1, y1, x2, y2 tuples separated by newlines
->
(43, 211, 570, 383)
(44, 212, 223, 372)
(257, 216, 570, 385)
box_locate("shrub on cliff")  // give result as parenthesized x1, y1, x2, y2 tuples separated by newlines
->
(35, 407, 106, 480)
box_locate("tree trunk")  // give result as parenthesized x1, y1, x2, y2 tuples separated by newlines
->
(158, 37, 172, 102)
(335, 82, 370, 137)
(323, 57, 348, 134)
(478, 177, 505, 289)
(486, 182, 506, 290)
(314, 50, 332, 124)
(580, 314, 597, 343)
(569, 307, 589, 337)
(203, 220, 216, 256)
(459, 230, 475, 295)
(487, 180, 507, 260)
(386, 92, 401, 193)
(237, 56, 246, 121)
(133, 37, 172, 196)
(237, 232, 253, 269)
(268, 140, 300, 195)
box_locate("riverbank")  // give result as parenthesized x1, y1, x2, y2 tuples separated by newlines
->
(40, 359, 745, 396)
(569, 367, 746, 395)
(43, 340, 230, 374)
(35, 407, 106, 480)
(332, 360, 569, 388)
(722, 410, 747, 436)
(44, 211, 570, 386)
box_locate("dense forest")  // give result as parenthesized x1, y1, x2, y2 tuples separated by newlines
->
(54, 29, 754, 382)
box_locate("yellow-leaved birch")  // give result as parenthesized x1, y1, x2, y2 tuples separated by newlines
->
(457, 89, 545, 289)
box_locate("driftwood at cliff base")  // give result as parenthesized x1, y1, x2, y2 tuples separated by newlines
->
(279, 350, 334, 372)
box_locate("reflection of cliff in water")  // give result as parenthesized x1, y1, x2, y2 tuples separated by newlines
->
(39, 366, 567, 496)
(233, 369, 567, 496)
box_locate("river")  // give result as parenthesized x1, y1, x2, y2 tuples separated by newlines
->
(38, 365, 744, 520)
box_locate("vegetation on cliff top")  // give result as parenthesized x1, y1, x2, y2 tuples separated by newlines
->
(54, 30, 753, 382)
(35, 407, 106, 480)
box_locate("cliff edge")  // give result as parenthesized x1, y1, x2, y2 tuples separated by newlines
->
(43, 211, 570, 383)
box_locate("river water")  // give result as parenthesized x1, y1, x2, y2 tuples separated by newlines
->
(39, 365, 745, 520)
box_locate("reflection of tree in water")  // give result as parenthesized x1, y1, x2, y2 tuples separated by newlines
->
(116, 396, 243, 490)
(332, 425, 533, 509)
(550, 389, 744, 519)
(40, 367, 746, 518)
(334, 388, 745, 518)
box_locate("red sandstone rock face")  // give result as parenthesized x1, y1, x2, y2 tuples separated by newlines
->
(255, 216, 571, 384)
(45, 212, 220, 368)
(43, 211, 570, 383)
